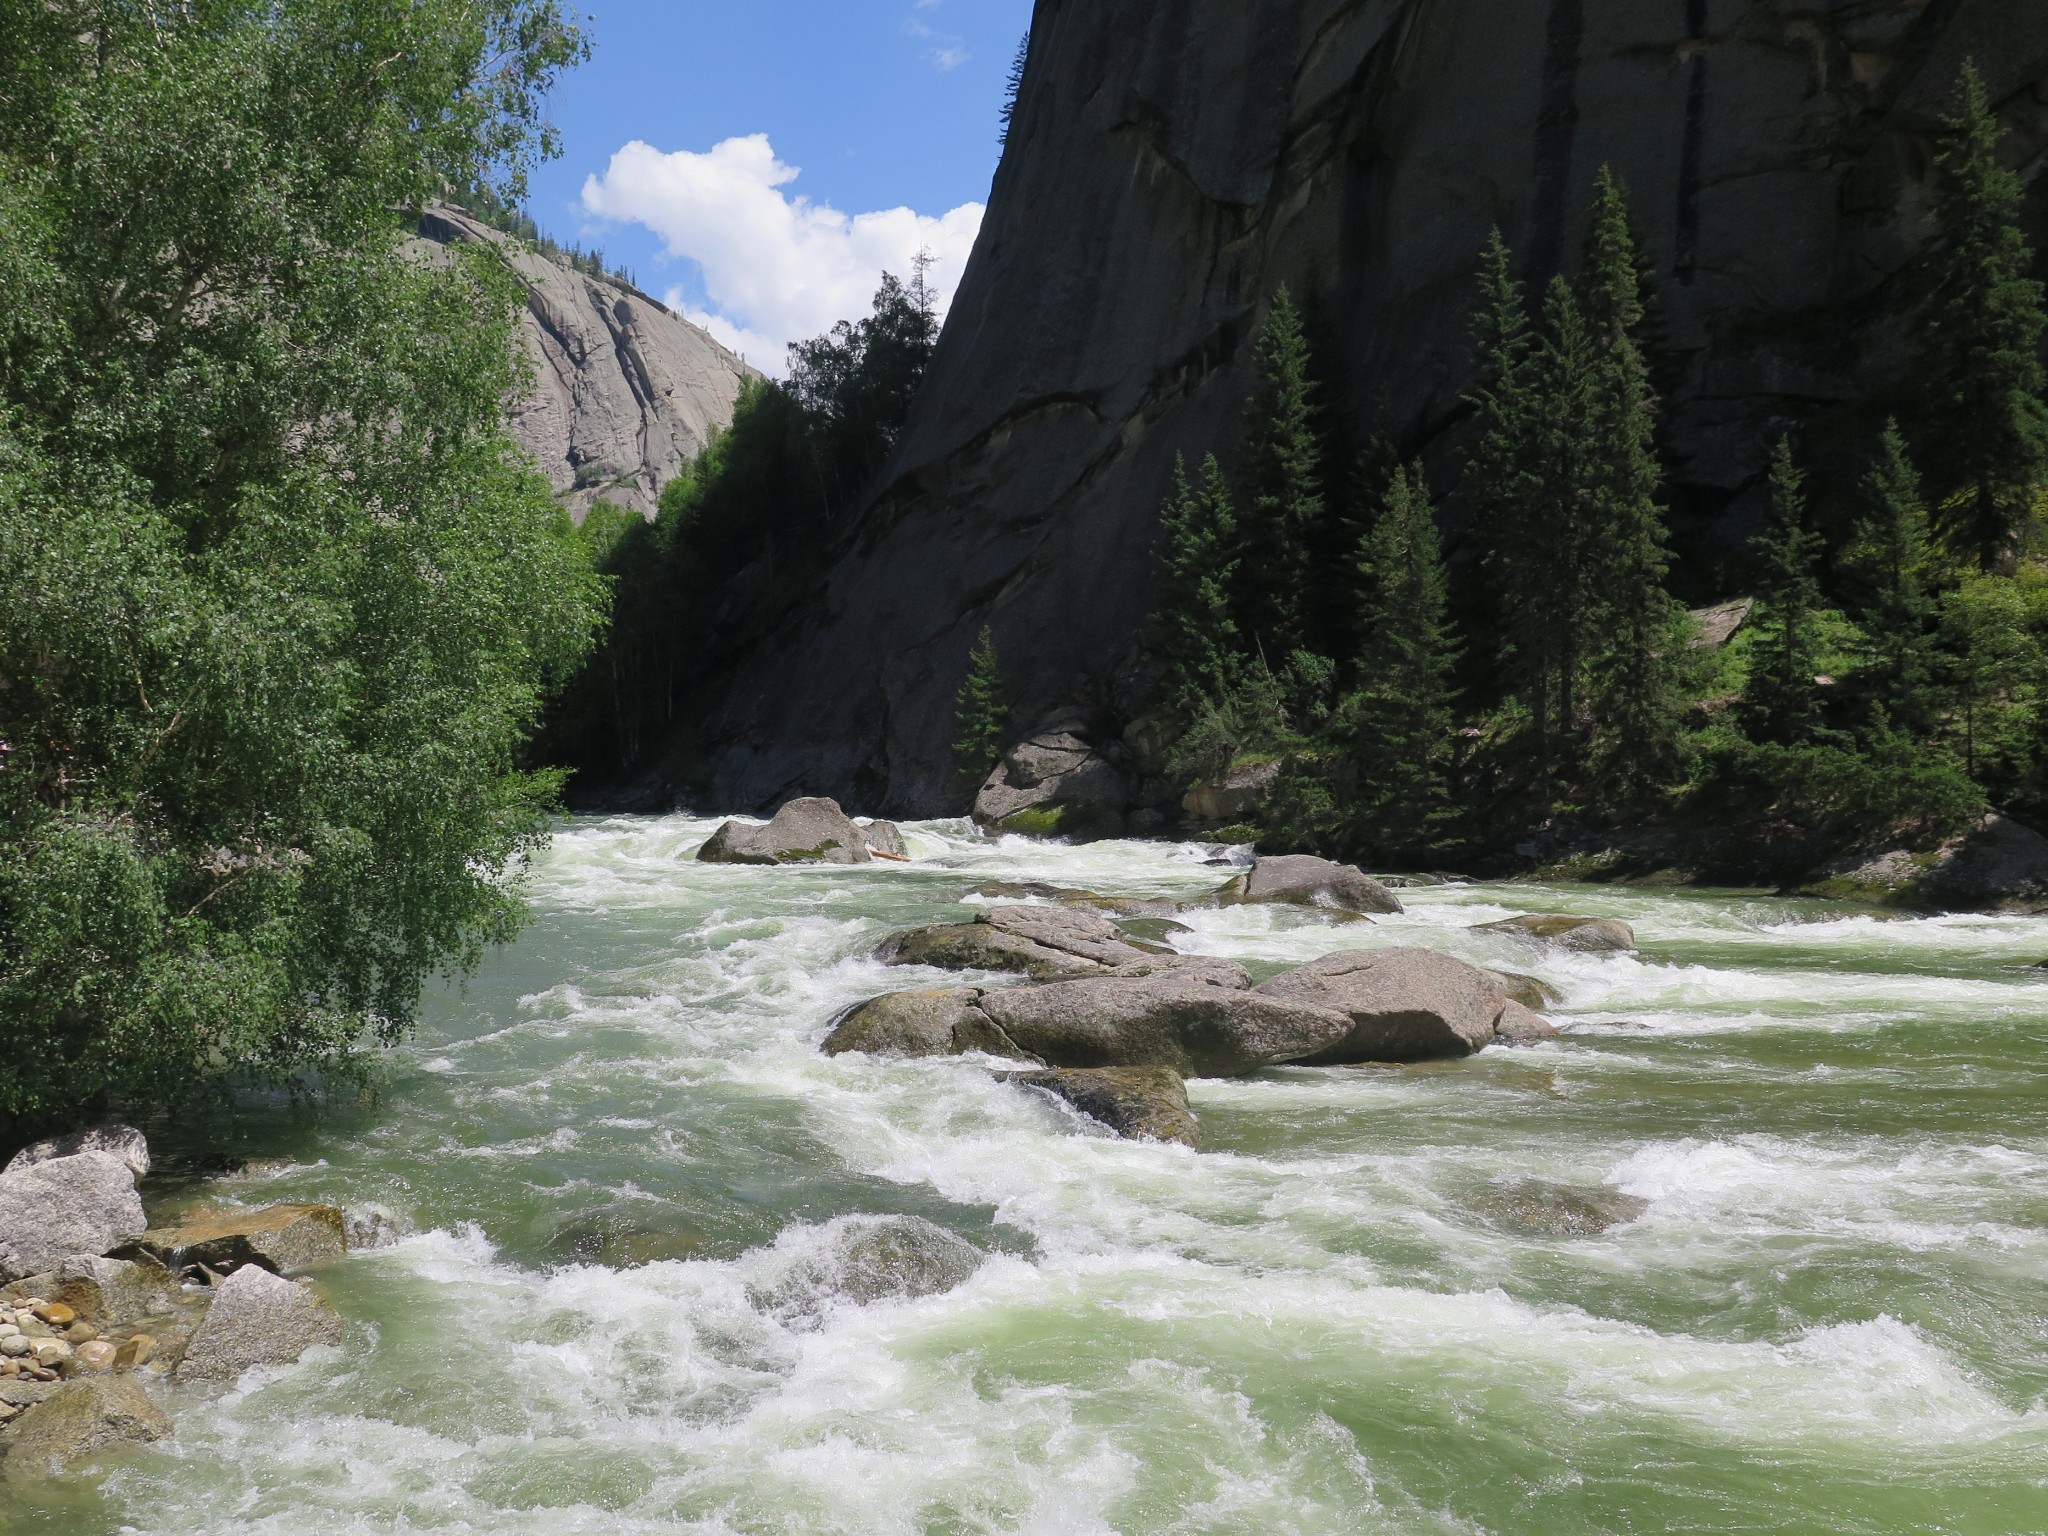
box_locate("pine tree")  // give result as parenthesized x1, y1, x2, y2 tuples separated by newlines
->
(1745, 437, 1828, 746)
(1919, 61, 2048, 568)
(952, 626, 1010, 782)
(1846, 421, 1944, 735)
(1238, 284, 1328, 664)
(1577, 167, 1689, 793)
(1345, 462, 1460, 856)
(1150, 453, 1243, 711)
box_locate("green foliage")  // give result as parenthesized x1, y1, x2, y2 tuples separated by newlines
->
(1917, 62, 2048, 568)
(1238, 286, 1328, 663)
(1843, 422, 1944, 735)
(1339, 462, 1459, 859)
(1164, 664, 1296, 792)
(952, 628, 1010, 782)
(1149, 455, 1243, 711)
(1745, 438, 1828, 745)
(0, 0, 601, 1131)
(787, 260, 941, 510)
(1697, 726, 1984, 849)
(999, 33, 1030, 148)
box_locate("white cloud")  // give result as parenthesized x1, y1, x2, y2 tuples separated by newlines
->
(582, 135, 982, 376)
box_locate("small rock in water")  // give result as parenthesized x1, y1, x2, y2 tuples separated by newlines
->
(1476, 1180, 1649, 1237)
(1003, 1066, 1201, 1147)
(753, 1215, 985, 1322)
(127, 1202, 347, 1277)
(1477, 915, 1637, 953)
(112, 1335, 156, 1371)
(0, 1376, 171, 1473)
(1493, 1000, 1562, 1045)
(176, 1265, 343, 1382)
(1206, 854, 1405, 916)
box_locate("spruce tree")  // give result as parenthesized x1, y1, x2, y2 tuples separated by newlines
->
(1846, 421, 1944, 735)
(1345, 462, 1459, 856)
(1238, 285, 1328, 663)
(1150, 453, 1242, 711)
(1919, 62, 2048, 568)
(1745, 437, 1828, 746)
(1577, 167, 1688, 793)
(952, 626, 1010, 781)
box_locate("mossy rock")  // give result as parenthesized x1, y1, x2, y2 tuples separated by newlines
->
(995, 800, 1124, 842)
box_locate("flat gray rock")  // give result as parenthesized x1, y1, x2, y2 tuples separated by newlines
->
(978, 973, 1352, 1077)
(176, 1265, 342, 1383)
(1254, 948, 1506, 1062)
(697, 797, 873, 865)
(4, 1126, 150, 1181)
(0, 1154, 147, 1283)
(878, 903, 1158, 980)
(1212, 855, 1404, 916)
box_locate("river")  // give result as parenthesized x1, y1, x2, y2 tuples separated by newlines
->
(14, 816, 2048, 1534)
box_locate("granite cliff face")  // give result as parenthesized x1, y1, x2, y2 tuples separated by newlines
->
(413, 205, 755, 521)
(692, 0, 2048, 817)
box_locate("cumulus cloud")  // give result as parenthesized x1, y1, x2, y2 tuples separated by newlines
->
(580, 135, 983, 375)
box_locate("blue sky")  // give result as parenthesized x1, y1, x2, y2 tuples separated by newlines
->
(524, 0, 1035, 370)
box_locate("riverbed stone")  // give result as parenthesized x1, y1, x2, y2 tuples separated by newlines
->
(1209, 855, 1405, 916)
(977, 972, 1353, 1077)
(176, 1265, 342, 1383)
(696, 796, 873, 865)
(1003, 1066, 1200, 1146)
(1478, 915, 1637, 953)
(757, 1216, 985, 1321)
(1476, 1181, 1649, 1237)
(42, 1257, 184, 1330)
(821, 988, 1038, 1062)
(1254, 948, 1507, 1062)
(0, 1376, 170, 1472)
(126, 1203, 347, 1277)
(1493, 1000, 1562, 1045)
(4, 1127, 150, 1182)
(0, 1153, 148, 1283)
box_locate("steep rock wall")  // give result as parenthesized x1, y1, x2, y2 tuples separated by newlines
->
(414, 206, 755, 521)
(693, 0, 2048, 816)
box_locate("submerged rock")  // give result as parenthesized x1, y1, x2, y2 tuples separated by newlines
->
(0, 1154, 147, 1284)
(1493, 999, 1562, 1045)
(977, 972, 1351, 1077)
(696, 797, 873, 866)
(878, 903, 1158, 980)
(4, 1127, 150, 1182)
(0, 1376, 170, 1473)
(1254, 949, 1506, 1062)
(1478, 915, 1637, 953)
(822, 988, 1037, 1061)
(176, 1265, 342, 1383)
(1209, 855, 1404, 916)
(754, 1215, 984, 1320)
(964, 881, 1180, 919)
(126, 1203, 347, 1277)
(1003, 1066, 1200, 1147)
(1475, 1181, 1649, 1237)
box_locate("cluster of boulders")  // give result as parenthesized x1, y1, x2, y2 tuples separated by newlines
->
(697, 797, 909, 865)
(825, 852, 1640, 1148)
(0, 1127, 348, 1476)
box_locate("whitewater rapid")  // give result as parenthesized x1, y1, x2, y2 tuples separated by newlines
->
(31, 817, 2048, 1535)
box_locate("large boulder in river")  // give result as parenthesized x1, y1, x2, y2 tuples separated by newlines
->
(878, 904, 1158, 979)
(127, 1203, 347, 1277)
(1254, 948, 1507, 1063)
(176, 1264, 342, 1383)
(822, 988, 1037, 1061)
(0, 1154, 147, 1284)
(858, 819, 910, 860)
(0, 1376, 171, 1473)
(1210, 855, 1404, 916)
(696, 797, 872, 865)
(974, 726, 1129, 840)
(1793, 813, 2048, 913)
(977, 971, 1351, 1078)
(1004, 1066, 1200, 1147)
(4, 1127, 150, 1181)
(1478, 915, 1636, 953)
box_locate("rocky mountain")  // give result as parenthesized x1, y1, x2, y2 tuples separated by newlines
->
(412, 205, 755, 521)
(686, 0, 2048, 817)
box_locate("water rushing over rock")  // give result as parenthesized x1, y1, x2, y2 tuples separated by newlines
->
(16, 816, 2047, 1534)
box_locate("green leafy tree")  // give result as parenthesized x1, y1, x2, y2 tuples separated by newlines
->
(952, 627, 1010, 784)
(1745, 438, 1828, 745)
(1149, 454, 1243, 711)
(1918, 62, 2048, 568)
(1238, 285, 1328, 663)
(0, 0, 601, 1135)
(1844, 421, 1944, 735)
(1342, 462, 1459, 857)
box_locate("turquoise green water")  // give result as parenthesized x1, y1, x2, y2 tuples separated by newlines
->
(9, 817, 2047, 1533)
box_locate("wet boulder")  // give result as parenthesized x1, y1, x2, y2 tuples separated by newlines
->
(696, 796, 873, 865)
(1493, 999, 1562, 1045)
(1254, 948, 1507, 1062)
(858, 819, 910, 860)
(126, 1203, 347, 1277)
(0, 1153, 147, 1284)
(1482, 970, 1564, 1010)
(974, 728, 1129, 841)
(964, 881, 1179, 919)
(4, 1126, 150, 1181)
(1478, 915, 1637, 953)
(878, 903, 1157, 980)
(0, 1377, 170, 1473)
(1003, 1066, 1200, 1147)
(754, 1215, 984, 1321)
(176, 1264, 342, 1383)
(977, 972, 1352, 1078)
(1475, 1180, 1649, 1237)
(822, 988, 1037, 1061)
(1209, 855, 1404, 916)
